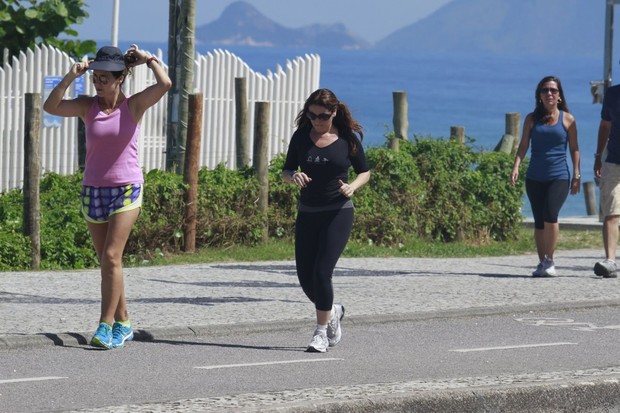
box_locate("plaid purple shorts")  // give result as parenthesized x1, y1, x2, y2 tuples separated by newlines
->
(81, 184, 142, 223)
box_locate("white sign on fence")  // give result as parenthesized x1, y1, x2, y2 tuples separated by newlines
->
(43, 76, 62, 128)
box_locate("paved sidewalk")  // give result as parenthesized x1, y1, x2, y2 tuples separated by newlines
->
(1, 214, 606, 348)
(1, 247, 618, 349)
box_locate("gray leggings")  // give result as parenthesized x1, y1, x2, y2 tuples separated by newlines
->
(294, 207, 354, 311)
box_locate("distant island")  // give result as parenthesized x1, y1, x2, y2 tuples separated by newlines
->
(195, 1, 369, 50)
(196, 0, 604, 57)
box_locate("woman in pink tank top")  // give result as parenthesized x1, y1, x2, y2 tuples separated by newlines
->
(43, 44, 171, 349)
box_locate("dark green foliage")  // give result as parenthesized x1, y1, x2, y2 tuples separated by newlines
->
(0, 189, 30, 271)
(38, 172, 97, 269)
(193, 164, 265, 246)
(467, 150, 526, 242)
(405, 138, 474, 240)
(0, 0, 96, 65)
(127, 169, 187, 258)
(0, 171, 96, 271)
(0, 137, 525, 270)
(352, 146, 423, 245)
(267, 154, 298, 239)
(396, 137, 524, 242)
(353, 138, 524, 245)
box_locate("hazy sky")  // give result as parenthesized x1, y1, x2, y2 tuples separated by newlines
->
(74, 0, 454, 45)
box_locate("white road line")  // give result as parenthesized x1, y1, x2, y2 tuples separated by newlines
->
(0, 376, 67, 384)
(449, 342, 578, 353)
(195, 358, 344, 370)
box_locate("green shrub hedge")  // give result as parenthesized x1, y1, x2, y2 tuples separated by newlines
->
(0, 137, 525, 270)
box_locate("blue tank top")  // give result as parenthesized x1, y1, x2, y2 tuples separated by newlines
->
(525, 111, 569, 182)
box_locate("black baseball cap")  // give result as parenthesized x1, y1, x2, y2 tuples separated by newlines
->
(89, 46, 126, 71)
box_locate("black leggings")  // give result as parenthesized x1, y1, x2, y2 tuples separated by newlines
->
(525, 178, 569, 229)
(294, 207, 354, 311)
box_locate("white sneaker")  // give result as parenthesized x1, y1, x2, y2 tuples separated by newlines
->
(327, 304, 345, 347)
(542, 256, 556, 277)
(306, 330, 328, 353)
(594, 259, 618, 278)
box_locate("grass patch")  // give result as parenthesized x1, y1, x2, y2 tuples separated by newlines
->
(134, 227, 604, 267)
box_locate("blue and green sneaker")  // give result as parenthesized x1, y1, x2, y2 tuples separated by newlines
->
(90, 322, 113, 349)
(112, 321, 134, 348)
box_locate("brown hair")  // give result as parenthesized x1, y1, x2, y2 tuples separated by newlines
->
(532, 75, 570, 124)
(295, 88, 364, 154)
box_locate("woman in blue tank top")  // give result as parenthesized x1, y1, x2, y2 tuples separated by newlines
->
(510, 76, 581, 277)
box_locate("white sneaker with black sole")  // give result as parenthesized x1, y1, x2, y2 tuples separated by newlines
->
(306, 330, 328, 353)
(327, 304, 345, 347)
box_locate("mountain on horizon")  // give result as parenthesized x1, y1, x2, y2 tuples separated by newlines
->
(195, 1, 370, 49)
(375, 0, 604, 57)
(195, 0, 607, 57)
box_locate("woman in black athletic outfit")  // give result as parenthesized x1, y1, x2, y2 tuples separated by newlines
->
(282, 88, 370, 353)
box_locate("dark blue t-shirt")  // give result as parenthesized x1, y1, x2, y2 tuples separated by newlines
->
(601, 84, 620, 164)
(525, 111, 569, 182)
(283, 128, 369, 207)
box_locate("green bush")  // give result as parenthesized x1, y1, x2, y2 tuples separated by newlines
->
(0, 136, 525, 270)
(467, 150, 525, 241)
(128, 165, 269, 256)
(195, 164, 265, 246)
(351, 138, 524, 245)
(267, 154, 298, 239)
(38, 172, 97, 269)
(0, 188, 31, 271)
(0, 172, 96, 271)
(352, 145, 424, 245)
(126, 169, 186, 260)
(398, 137, 523, 242)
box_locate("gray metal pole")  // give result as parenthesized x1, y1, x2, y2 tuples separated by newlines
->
(111, 0, 120, 47)
(604, 0, 615, 89)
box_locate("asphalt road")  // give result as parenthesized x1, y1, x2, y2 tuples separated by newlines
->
(3, 306, 620, 412)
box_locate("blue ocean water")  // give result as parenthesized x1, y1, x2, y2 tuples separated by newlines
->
(125, 41, 606, 217)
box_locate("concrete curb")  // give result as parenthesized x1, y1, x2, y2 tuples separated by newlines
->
(70, 368, 620, 412)
(261, 378, 620, 413)
(522, 221, 603, 232)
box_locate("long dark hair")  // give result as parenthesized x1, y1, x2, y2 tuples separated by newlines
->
(295, 88, 364, 154)
(532, 75, 570, 124)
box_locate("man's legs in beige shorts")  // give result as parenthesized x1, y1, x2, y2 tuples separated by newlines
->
(600, 162, 620, 261)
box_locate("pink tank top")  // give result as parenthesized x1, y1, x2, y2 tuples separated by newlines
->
(83, 96, 143, 186)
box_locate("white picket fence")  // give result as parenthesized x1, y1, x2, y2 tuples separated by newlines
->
(0, 45, 321, 192)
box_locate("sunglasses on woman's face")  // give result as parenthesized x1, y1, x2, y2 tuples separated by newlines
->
(540, 87, 559, 95)
(91, 74, 110, 85)
(306, 111, 332, 121)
